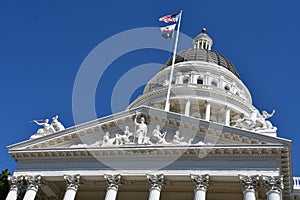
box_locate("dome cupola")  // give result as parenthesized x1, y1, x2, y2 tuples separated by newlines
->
(192, 28, 213, 50)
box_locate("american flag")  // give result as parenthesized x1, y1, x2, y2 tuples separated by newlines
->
(160, 24, 176, 32)
(159, 13, 179, 23)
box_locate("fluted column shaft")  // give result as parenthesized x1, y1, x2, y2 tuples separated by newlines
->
(243, 189, 256, 200)
(6, 176, 23, 200)
(63, 174, 81, 200)
(104, 174, 122, 200)
(23, 175, 42, 200)
(191, 174, 209, 200)
(262, 175, 284, 200)
(194, 188, 206, 200)
(147, 174, 164, 200)
(239, 175, 259, 200)
(205, 102, 211, 121)
(267, 190, 281, 200)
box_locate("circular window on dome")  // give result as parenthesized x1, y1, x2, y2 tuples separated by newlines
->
(182, 76, 189, 84)
(224, 85, 230, 91)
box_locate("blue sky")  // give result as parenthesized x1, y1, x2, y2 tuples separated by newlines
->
(1, 1, 300, 176)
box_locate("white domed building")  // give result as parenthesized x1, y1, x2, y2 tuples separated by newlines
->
(6, 29, 300, 200)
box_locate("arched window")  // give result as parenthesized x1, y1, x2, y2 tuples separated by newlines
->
(182, 76, 189, 84)
(197, 77, 203, 84)
(224, 85, 230, 91)
(211, 80, 218, 87)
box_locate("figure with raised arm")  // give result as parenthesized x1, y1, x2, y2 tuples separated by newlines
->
(33, 119, 56, 134)
(134, 113, 148, 144)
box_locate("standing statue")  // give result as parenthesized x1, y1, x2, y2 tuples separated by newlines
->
(51, 115, 65, 131)
(33, 119, 56, 135)
(134, 113, 148, 144)
(151, 125, 168, 145)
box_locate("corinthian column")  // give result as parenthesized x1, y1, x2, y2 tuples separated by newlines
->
(238, 175, 259, 200)
(262, 175, 284, 200)
(5, 176, 23, 200)
(104, 174, 122, 200)
(147, 174, 164, 200)
(23, 175, 42, 200)
(63, 174, 82, 200)
(191, 174, 209, 200)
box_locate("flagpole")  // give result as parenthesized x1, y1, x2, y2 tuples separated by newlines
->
(164, 10, 183, 111)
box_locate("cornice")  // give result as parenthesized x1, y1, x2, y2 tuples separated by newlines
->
(128, 86, 254, 114)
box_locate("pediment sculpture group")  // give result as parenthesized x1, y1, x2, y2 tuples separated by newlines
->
(30, 115, 65, 139)
(101, 113, 199, 147)
(232, 109, 277, 132)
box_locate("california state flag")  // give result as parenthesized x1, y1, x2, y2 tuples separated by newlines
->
(160, 24, 176, 32)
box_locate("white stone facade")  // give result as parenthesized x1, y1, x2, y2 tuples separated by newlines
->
(6, 29, 299, 200)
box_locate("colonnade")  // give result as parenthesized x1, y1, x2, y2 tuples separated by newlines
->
(5, 174, 284, 200)
(182, 98, 231, 126)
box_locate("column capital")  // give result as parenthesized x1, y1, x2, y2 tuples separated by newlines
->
(262, 175, 284, 193)
(147, 174, 164, 191)
(104, 174, 122, 190)
(7, 175, 23, 191)
(64, 174, 82, 191)
(239, 174, 259, 191)
(24, 175, 42, 192)
(191, 174, 209, 190)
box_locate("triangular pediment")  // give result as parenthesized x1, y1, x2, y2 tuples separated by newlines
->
(8, 106, 291, 153)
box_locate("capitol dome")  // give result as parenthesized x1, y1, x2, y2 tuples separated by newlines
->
(161, 48, 240, 79)
(128, 28, 257, 129)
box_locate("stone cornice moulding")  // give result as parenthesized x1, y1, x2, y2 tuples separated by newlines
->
(9, 145, 286, 159)
(128, 86, 253, 113)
